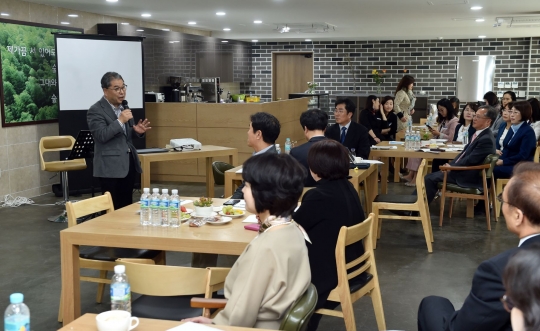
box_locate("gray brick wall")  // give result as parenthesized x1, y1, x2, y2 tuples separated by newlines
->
(530, 37, 540, 97)
(247, 38, 537, 116)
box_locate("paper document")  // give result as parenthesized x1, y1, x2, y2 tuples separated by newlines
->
(180, 200, 193, 206)
(242, 215, 259, 223)
(357, 160, 384, 164)
(167, 322, 220, 331)
(371, 146, 397, 150)
(389, 141, 405, 145)
(235, 168, 243, 173)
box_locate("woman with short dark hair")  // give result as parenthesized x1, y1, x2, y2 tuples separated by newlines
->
(184, 153, 311, 329)
(293, 139, 367, 331)
(502, 246, 540, 331)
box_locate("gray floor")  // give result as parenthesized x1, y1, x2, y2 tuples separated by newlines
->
(0, 181, 516, 331)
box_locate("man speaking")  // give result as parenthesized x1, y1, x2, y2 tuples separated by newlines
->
(87, 72, 151, 209)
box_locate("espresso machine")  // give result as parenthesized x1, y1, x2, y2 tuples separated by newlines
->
(200, 77, 222, 103)
(160, 76, 182, 102)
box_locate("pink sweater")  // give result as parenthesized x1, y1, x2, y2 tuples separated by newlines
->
(438, 117, 459, 142)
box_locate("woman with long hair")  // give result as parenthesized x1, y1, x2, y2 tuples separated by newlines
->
(359, 95, 387, 146)
(485, 91, 504, 136)
(495, 103, 513, 156)
(380, 96, 397, 141)
(453, 103, 478, 142)
(394, 75, 416, 132)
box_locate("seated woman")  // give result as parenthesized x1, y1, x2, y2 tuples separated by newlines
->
(502, 246, 540, 331)
(453, 103, 477, 143)
(359, 95, 387, 146)
(493, 101, 537, 179)
(485, 91, 504, 136)
(184, 153, 311, 329)
(496, 103, 513, 156)
(380, 96, 398, 141)
(293, 139, 367, 331)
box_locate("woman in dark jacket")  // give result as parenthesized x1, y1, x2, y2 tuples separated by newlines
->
(293, 139, 368, 331)
(359, 95, 387, 146)
(452, 103, 477, 142)
(381, 95, 397, 141)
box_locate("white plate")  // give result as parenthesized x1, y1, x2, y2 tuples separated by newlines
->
(206, 217, 232, 225)
(218, 210, 246, 218)
(432, 139, 447, 142)
(183, 208, 193, 213)
(191, 211, 218, 218)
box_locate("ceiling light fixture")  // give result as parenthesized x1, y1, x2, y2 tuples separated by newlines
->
(141, 13, 151, 17)
(121, 22, 129, 25)
(0, 13, 10, 16)
(136, 29, 144, 32)
(60, 22, 70, 25)
(252, 40, 258, 42)
(471, 6, 482, 10)
(68, 14, 78, 17)
(305, 39, 312, 41)
(254, 20, 262, 24)
(279, 25, 290, 33)
(216, 12, 226, 16)
(221, 40, 228, 43)
(162, 28, 170, 31)
(106, 0, 118, 2)
(188, 21, 197, 25)
(478, 35, 486, 38)
(223, 28, 231, 31)
(476, 18, 485, 22)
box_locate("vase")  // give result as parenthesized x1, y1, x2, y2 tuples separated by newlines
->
(376, 84, 382, 95)
(194, 206, 213, 217)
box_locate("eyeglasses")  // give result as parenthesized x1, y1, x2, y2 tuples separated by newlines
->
(501, 295, 515, 313)
(497, 193, 511, 206)
(108, 85, 128, 93)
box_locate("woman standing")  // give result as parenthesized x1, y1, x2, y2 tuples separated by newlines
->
(496, 104, 513, 156)
(381, 96, 397, 141)
(359, 95, 387, 146)
(394, 75, 416, 132)
(453, 103, 478, 142)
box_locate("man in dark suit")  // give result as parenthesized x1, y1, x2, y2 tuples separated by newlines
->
(290, 108, 328, 187)
(87, 72, 151, 209)
(417, 161, 540, 331)
(325, 98, 371, 159)
(230, 112, 280, 199)
(423, 105, 497, 204)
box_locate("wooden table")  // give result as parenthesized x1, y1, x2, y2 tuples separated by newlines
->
(58, 313, 274, 331)
(138, 146, 238, 198)
(61, 198, 256, 325)
(369, 141, 460, 194)
(224, 164, 379, 213)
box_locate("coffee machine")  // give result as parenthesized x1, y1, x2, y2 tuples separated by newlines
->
(200, 77, 222, 103)
(160, 76, 182, 102)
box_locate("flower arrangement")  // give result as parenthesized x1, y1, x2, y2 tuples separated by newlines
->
(306, 81, 318, 94)
(193, 197, 213, 207)
(371, 69, 386, 85)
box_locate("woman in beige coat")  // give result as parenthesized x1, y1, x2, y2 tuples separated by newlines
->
(394, 75, 416, 132)
(184, 153, 311, 330)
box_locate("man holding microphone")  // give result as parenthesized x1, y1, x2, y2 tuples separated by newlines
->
(87, 72, 151, 209)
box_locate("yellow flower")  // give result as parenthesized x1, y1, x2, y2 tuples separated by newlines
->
(372, 69, 377, 74)
(354, 167, 359, 171)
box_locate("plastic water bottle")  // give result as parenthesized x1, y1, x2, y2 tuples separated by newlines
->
(110, 265, 131, 313)
(275, 144, 281, 154)
(4, 293, 30, 331)
(169, 189, 180, 227)
(415, 131, 421, 150)
(463, 130, 469, 145)
(284, 138, 292, 154)
(150, 188, 161, 226)
(139, 188, 150, 226)
(160, 189, 170, 227)
(405, 131, 410, 150)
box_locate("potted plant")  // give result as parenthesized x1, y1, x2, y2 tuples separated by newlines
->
(193, 197, 214, 217)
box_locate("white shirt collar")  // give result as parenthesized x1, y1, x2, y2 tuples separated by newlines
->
(339, 121, 352, 131)
(253, 144, 274, 156)
(104, 96, 123, 111)
(473, 127, 488, 136)
(519, 233, 540, 247)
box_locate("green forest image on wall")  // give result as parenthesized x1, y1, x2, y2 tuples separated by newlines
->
(0, 21, 80, 126)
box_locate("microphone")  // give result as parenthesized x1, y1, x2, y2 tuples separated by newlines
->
(122, 100, 134, 127)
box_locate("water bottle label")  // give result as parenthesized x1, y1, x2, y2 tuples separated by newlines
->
(150, 199, 159, 207)
(160, 200, 169, 209)
(111, 284, 131, 301)
(140, 199, 149, 208)
(170, 201, 179, 209)
(5, 317, 30, 331)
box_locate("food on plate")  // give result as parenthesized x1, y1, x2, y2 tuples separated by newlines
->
(222, 205, 244, 215)
(180, 211, 191, 220)
(181, 206, 187, 213)
(203, 215, 222, 223)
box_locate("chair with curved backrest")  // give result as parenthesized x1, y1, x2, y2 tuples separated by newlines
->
(438, 154, 499, 230)
(39, 136, 87, 222)
(212, 161, 235, 186)
(57, 193, 165, 322)
(117, 259, 229, 321)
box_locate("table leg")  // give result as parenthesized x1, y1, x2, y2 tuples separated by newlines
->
(206, 157, 215, 198)
(229, 152, 238, 166)
(224, 171, 234, 198)
(393, 157, 401, 182)
(141, 158, 151, 189)
(365, 165, 379, 214)
(61, 233, 80, 325)
(381, 157, 389, 194)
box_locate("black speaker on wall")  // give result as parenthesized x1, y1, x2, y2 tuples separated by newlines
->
(97, 23, 118, 36)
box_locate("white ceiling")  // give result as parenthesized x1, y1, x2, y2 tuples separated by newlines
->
(25, 0, 540, 41)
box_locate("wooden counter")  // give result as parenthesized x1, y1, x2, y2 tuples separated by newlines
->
(145, 98, 309, 183)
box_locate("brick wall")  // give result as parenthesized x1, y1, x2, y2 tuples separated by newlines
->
(530, 37, 540, 97)
(248, 38, 535, 120)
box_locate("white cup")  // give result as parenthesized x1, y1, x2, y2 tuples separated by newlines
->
(96, 310, 139, 331)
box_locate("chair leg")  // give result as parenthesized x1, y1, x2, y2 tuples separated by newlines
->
(340, 294, 357, 331)
(96, 270, 108, 303)
(372, 205, 379, 249)
(495, 180, 503, 219)
(370, 284, 387, 331)
(377, 213, 383, 240)
(484, 196, 491, 231)
(439, 195, 446, 227)
(491, 178, 499, 223)
(419, 208, 433, 253)
(58, 290, 63, 323)
(449, 197, 454, 218)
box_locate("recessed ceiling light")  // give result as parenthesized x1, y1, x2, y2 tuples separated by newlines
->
(216, 12, 226, 16)
(476, 18, 485, 22)
(0, 13, 10, 16)
(68, 14, 78, 17)
(478, 35, 486, 38)
(221, 40, 228, 43)
(223, 28, 231, 31)
(252, 40, 258, 42)
(106, 0, 118, 2)
(60, 22, 70, 25)
(305, 39, 312, 42)
(188, 21, 197, 25)
(471, 6, 482, 10)
(169, 41, 175, 44)
(136, 29, 144, 32)
(162, 28, 170, 31)
(121, 22, 129, 25)
(254, 20, 262, 24)
(141, 13, 151, 17)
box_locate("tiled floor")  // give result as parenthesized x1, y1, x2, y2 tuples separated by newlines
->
(0, 181, 516, 331)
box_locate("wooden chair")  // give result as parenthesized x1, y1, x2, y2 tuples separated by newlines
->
(314, 214, 386, 331)
(495, 146, 540, 218)
(58, 193, 165, 322)
(191, 284, 318, 331)
(438, 154, 499, 230)
(372, 160, 434, 252)
(117, 259, 229, 320)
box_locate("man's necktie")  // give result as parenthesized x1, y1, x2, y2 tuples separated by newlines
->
(456, 132, 478, 163)
(340, 127, 347, 144)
